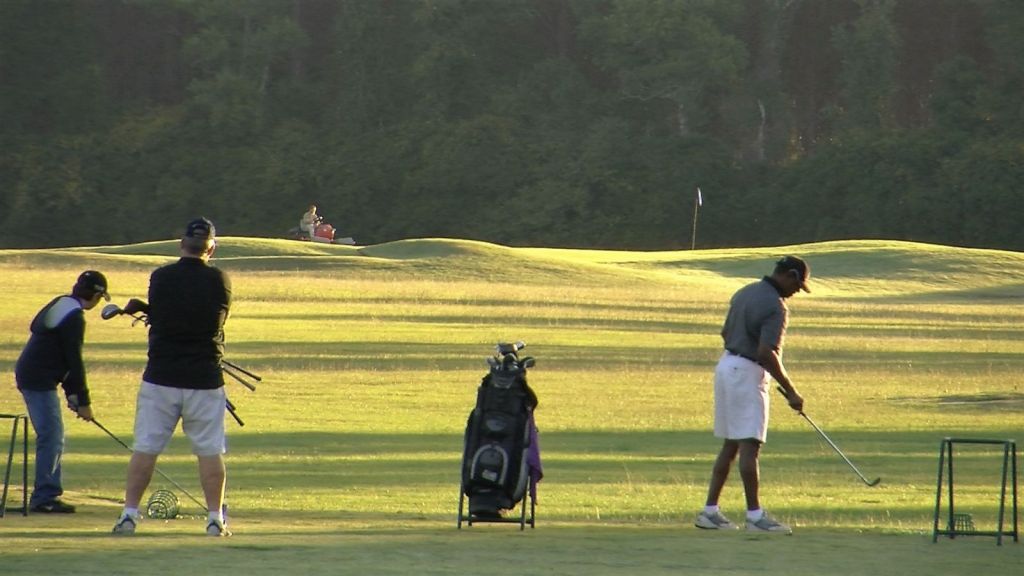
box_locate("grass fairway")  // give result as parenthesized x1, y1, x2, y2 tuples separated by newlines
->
(1, 237, 1022, 575)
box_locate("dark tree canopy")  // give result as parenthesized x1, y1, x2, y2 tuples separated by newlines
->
(1, 0, 1021, 250)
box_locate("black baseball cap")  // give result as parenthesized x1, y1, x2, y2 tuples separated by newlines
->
(184, 217, 216, 239)
(75, 270, 111, 301)
(775, 256, 811, 292)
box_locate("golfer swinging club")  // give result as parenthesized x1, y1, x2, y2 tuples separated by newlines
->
(112, 217, 233, 537)
(694, 256, 809, 534)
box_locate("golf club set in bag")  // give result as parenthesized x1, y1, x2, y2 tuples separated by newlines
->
(96, 300, 263, 519)
(458, 341, 542, 530)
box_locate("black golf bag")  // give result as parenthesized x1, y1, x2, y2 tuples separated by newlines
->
(458, 342, 540, 528)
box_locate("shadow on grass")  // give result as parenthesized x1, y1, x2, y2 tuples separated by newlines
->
(8, 338, 1016, 376)
(60, 429, 1018, 506)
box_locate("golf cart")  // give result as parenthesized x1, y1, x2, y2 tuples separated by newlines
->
(287, 220, 355, 245)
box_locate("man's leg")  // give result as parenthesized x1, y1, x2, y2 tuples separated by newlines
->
(20, 389, 64, 508)
(705, 439, 739, 506)
(695, 439, 741, 529)
(738, 439, 762, 512)
(738, 439, 790, 533)
(123, 452, 158, 509)
(198, 454, 225, 514)
(112, 451, 157, 534)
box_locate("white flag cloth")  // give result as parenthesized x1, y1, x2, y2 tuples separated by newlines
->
(697, 187, 703, 206)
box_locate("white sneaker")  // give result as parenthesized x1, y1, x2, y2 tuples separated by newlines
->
(746, 511, 792, 534)
(112, 512, 140, 535)
(206, 518, 232, 537)
(695, 510, 738, 530)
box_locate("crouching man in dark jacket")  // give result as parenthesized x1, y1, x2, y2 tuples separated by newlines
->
(15, 270, 110, 513)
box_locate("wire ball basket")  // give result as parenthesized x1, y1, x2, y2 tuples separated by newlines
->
(948, 512, 976, 533)
(146, 489, 180, 520)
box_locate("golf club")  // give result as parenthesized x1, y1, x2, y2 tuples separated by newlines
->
(90, 418, 208, 511)
(776, 386, 881, 487)
(221, 360, 260, 391)
(100, 303, 149, 326)
(222, 360, 262, 383)
(225, 397, 244, 427)
(221, 365, 256, 391)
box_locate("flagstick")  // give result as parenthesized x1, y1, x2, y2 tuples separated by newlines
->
(690, 188, 701, 250)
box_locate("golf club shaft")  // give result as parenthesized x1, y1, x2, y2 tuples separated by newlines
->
(222, 360, 262, 382)
(775, 386, 880, 486)
(222, 365, 257, 391)
(90, 419, 208, 511)
(225, 398, 244, 427)
(798, 412, 879, 486)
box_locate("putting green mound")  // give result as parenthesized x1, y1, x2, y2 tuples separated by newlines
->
(3, 237, 1022, 295)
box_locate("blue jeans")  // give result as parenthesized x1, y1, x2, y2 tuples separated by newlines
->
(20, 388, 65, 506)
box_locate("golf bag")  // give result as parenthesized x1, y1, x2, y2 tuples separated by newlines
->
(458, 342, 540, 528)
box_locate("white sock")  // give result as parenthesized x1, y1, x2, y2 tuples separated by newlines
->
(124, 507, 139, 518)
(746, 509, 764, 521)
(208, 511, 224, 524)
(703, 505, 720, 515)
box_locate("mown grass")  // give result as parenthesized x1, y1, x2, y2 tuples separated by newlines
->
(0, 238, 1022, 575)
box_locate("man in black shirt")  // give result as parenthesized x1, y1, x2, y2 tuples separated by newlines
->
(112, 218, 233, 536)
(16, 270, 109, 513)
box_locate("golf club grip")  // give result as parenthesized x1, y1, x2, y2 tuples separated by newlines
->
(222, 366, 257, 391)
(775, 385, 802, 410)
(223, 360, 262, 382)
(226, 404, 245, 427)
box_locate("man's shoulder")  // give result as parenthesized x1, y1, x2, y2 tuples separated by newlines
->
(735, 279, 783, 307)
(43, 296, 84, 330)
(151, 260, 229, 294)
(204, 262, 231, 284)
(152, 259, 182, 275)
(735, 279, 769, 297)
(155, 258, 227, 275)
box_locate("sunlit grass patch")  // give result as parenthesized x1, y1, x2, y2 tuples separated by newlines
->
(1, 238, 1022, 574)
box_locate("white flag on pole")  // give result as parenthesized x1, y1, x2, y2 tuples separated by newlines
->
(697, 187, 703, 207)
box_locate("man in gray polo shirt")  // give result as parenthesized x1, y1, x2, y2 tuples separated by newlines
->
(694, 256, 810, 534)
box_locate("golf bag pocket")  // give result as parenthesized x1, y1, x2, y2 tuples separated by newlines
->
(470, 443, 509, 486)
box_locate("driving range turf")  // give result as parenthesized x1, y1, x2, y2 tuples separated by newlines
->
(1, 237, 1021, 575)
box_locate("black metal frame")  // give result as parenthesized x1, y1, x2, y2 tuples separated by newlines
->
(1, 414, 29, 517)
(457, 476, 536, 531)
(933, 437, 1018, 545)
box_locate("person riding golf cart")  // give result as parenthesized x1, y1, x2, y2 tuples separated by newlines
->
(292, 205, 356, 245)
(299, 205, 321, 240)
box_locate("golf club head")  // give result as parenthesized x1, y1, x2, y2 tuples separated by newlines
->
(101, 303, 123, 320)
(866, 477, 882, 487)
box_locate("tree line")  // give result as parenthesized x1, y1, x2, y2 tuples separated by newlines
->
(1, 0, 1021, 250)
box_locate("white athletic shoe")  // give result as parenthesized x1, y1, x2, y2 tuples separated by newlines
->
(112, 512, 140, 535)
(746, 511, 792, 534)
(206, 518, 232, 537)
(695, 510, 738, 530)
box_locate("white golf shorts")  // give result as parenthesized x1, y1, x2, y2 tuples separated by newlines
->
(132, 380, 226, 456)
(713, 352, 770, 442)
